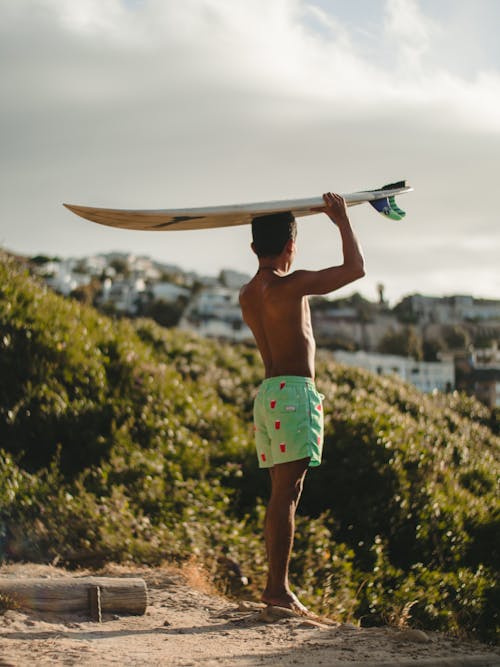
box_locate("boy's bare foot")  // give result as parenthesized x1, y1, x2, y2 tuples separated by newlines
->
(261, 590, 309, 615)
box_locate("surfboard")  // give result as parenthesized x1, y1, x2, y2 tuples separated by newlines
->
(63, 181, 412, 232)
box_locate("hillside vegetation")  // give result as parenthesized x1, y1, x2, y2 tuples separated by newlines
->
(0, 253, 498, 642)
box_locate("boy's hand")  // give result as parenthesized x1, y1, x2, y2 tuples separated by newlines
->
(322, 192, 349, 225)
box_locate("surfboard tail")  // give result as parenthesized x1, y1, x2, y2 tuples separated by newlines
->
(369, 183, 407, 221)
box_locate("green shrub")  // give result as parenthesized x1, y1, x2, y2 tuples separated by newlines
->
(0, 252, 499, 642)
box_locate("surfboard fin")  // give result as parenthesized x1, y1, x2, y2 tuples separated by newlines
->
(369, 192, 406, 221)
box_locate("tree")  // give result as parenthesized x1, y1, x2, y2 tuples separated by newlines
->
(393, 297, 419, 324)
(30, 254, 60, 265)
(143, 298, 187, 328)
(109, 258, 129, 277)
(422, 337, 446, 362)
(443, 325, 470, 350)
(70, 282, 100, 306)
(377, 326, 423, 359)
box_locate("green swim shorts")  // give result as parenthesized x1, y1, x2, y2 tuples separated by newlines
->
(253, 376, 324, 469)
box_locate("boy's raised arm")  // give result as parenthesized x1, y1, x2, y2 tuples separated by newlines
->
(287, 192, 365, 296)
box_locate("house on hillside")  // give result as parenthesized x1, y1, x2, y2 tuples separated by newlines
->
(36, 258, 91, 296)
(219, 269, 250, 290)
(473, 369, 500, 408)
(179, 286, 251, 341)
(151, 282, 191, 302)
(128, 255, 161, 282)
(468, 344, 500, 408)
(312, 306, 402, 351)
(97, 278, 147, 315)
(396, 294, 500, 324)
(334, 350, 455, 393)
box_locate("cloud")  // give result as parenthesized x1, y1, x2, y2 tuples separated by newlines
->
(4, 0, 500, 128)
(1, 0, 499, 302)
(384, 0, 435, 70)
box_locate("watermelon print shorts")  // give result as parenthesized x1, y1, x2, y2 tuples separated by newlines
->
(253, 376, 324, 469)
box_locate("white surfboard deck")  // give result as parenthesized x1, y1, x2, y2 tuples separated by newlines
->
(63, 181, 412, 232)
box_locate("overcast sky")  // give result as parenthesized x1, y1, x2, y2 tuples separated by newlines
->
(1, 0, 499, 304)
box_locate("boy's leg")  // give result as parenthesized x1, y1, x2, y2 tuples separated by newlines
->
(262, 457, 309, 611)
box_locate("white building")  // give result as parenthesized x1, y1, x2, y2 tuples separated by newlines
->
(180, 286, 252, 342)
(40, 259, 91, 296)
(470, 343, 500, 408)
(334, 350, 455, 393)
(219, 269, 250, 290)
(399, 294, 500, 324)
(98, 278, 146, 314)
(81, 255, 108, 276)
(312, 308, 402, 350)
(128, 255, 161, 281)
(151, 282, 191, 302)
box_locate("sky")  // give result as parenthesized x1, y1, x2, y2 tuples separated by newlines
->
(1, 0, 499, 305)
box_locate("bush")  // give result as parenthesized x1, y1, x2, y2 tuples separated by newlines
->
(0, 252, 499, 642)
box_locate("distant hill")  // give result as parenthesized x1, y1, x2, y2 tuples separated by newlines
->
(0, 252, 498, 642)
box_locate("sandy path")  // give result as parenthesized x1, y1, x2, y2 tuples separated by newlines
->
(0, 564, 498, 666)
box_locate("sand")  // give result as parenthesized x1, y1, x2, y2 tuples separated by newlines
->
(0, 563, 498, 667)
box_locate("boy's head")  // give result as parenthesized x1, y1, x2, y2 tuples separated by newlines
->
(251, 211, 297, 258)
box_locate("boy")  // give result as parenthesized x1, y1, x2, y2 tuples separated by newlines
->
(239, 192, 365, 613)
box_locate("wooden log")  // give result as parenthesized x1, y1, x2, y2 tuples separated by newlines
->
(0, 577, 148, 615)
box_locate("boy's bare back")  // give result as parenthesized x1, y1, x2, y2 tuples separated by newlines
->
(240, 193, 365, 380)
(240, 271, 316, 379)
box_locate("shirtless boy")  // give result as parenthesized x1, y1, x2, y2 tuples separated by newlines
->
(239, 192, 365, 613)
